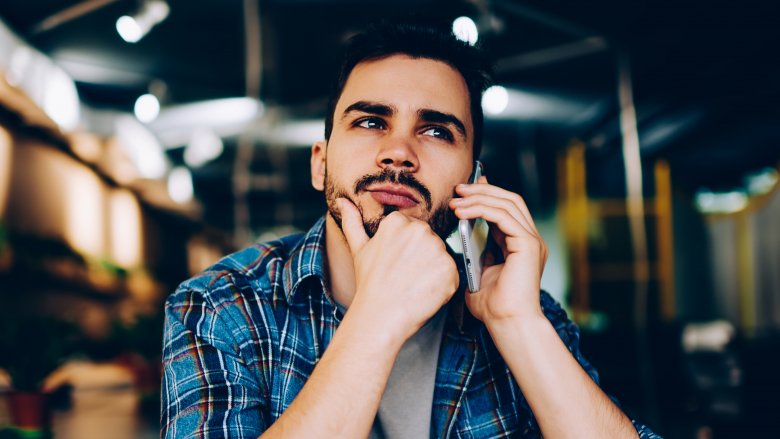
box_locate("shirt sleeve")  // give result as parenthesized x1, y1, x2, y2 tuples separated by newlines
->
(161, 281, 269, 439)
(539, 291, 663, 439)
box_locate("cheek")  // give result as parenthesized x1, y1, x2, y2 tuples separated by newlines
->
(325, 162, 359, 195)
(423, 177, 460, 212)
(432, 185, 457, 207)
(326, 140, 375, 177)
(424, 153, 471, 196)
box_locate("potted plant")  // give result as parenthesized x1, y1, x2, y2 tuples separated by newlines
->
(0, 315, 79, 435)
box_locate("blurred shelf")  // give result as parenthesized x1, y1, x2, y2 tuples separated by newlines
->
(0, 232, 162, 301)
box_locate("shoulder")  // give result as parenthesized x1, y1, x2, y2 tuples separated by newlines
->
(166, 233, 305, 309)
(163, 233, 308, 356)
(210, 233, 305, 277)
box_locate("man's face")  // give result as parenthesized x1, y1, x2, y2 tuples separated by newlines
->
(311, 54, 474, 238)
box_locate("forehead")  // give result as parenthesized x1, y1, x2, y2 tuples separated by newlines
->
(335, 55, 472, 129)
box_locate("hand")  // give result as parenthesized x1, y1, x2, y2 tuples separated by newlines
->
(337, 198, 459, 341)
(449, 177, 548, 324)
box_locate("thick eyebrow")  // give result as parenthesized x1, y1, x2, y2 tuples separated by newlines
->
(341, 101, 395, 119)
(418, 109, 467, 139)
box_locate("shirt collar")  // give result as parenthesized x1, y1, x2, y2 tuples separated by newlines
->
(281, 216, 328, 304)
(279, 214, 483, 337)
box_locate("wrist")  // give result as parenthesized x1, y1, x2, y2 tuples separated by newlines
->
(482, 302, 545, 327)
(342, 296, 411, 350)
(484, 310, 549, 342)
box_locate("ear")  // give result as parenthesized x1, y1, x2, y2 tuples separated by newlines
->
(310, 140, 327, 191)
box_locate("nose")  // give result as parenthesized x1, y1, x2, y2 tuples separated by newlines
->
(375, 133, 419, 172)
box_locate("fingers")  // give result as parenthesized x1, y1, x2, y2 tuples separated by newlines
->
(455, 201, 547, 264)
(450, 180, 548, 271)
(455, 178, 538, 231)
(451, 193, 534, 237)
(451, 202, 528, 248)
(451, 185, 539, 239)
(337, 198, 369, 252)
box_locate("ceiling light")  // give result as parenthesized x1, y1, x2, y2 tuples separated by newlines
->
(264, 120, 326, 146)
(482, 85, 508, 115)
(116, 0, 170, 44)
(116, 15, 143, 43)
(452, 16, 478, 46)
(482, 86, 607, 125)
(3, 43, 81, 131)
(6, 46, 33, 87)
(149, 97, 263, 147)
(134, 93, 160, 123)
(694, 190, 748, 215)
(43, 63, 80, 130)
(115, 115, 168, 179)
(184, 128, 224, 168)
(745, 167, 778, 196)
(167, 166, 194, 204)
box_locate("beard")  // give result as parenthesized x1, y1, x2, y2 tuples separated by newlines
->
(325, 167, 458, 240)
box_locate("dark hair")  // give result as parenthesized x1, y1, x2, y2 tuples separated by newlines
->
(324, 18, 493, 159)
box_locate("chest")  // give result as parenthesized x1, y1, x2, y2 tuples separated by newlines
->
(259, 309, 538, 438)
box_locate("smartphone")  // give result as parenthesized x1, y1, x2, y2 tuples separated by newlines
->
(458, 161, 489, 293)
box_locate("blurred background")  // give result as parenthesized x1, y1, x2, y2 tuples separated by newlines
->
(0, 1, 778, 438)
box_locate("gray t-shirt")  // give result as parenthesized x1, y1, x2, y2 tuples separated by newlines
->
(368, 306, 448, 439)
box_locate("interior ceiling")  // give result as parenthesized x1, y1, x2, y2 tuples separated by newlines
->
(1, 0, 779, 234)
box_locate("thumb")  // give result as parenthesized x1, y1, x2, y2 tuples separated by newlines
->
(337, 198, 369, 252)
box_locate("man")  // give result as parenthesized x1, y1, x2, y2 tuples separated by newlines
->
(162, 19, 659, 438)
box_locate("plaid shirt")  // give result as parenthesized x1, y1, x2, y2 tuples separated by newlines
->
(162, 217, 660, 438)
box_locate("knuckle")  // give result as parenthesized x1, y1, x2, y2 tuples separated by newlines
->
(410, 220, 431, 235)
(498, 197, 513, 210)
(386, 211, 403, 222)
(517, 234, 536, 245)
(536, 239, 547, 254)
(384, 212, 407, 229)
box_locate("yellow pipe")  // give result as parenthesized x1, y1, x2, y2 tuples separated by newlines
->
(654, 160, 676, 320)
(735, 214, 755, 335)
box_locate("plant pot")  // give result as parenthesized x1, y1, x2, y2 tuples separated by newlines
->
(8, 391, 49, 431)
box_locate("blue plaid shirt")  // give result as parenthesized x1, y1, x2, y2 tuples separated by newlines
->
(162, 217, 660, 438)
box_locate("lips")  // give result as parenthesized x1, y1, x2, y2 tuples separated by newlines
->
(367, 185, 420, 209)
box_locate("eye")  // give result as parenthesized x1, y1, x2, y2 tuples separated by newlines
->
(355, 117, 386, 130)
(421, 126, 454, 142)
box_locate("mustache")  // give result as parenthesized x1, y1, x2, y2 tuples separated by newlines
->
(353, 168, 432, 210)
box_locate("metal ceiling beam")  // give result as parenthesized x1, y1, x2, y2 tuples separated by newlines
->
(234, 0, 263, 245)
(495, 36, 608, 73)
(30, 0, 121, 35)
(617, 52, 660, 426)
(243, 0, 262, 99)
(489, 0, 601, 40)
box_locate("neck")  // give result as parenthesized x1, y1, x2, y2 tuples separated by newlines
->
(324, 213, 357, 307)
